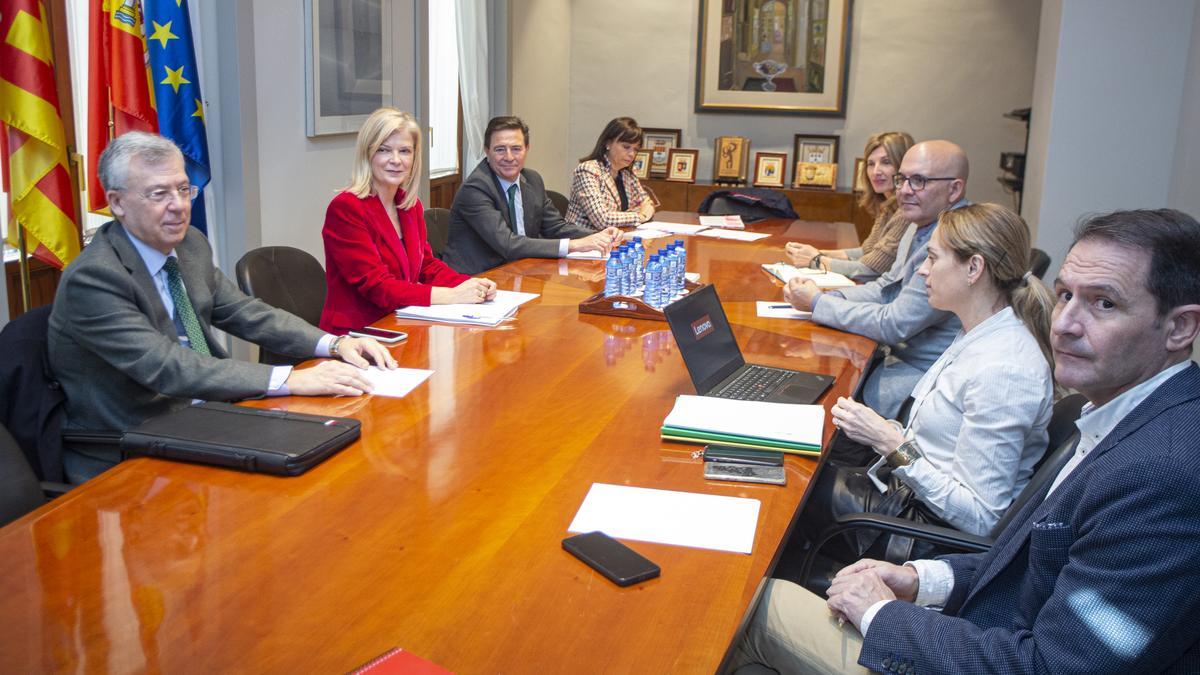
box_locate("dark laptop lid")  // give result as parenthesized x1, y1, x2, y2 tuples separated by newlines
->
(664, 285, 745, 394)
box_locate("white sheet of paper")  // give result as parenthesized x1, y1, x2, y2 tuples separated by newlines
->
(361, 366, 434, 397)
(565, 250, 605, 260)
(395, 290, 539, 326)
(756, 301, 811, 320)
(568, 483, 760, 554)
(626, 227, 671, 240)
(698, 214, 745, 229)
(648, 221, 708, 235)
(761, 263, 855, 288)
(697, 229, 771, 242)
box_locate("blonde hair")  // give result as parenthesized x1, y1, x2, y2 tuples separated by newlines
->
(857, 131, 914, 217)
(937, 203, 1056, 368)
(346, 108, 422, 210)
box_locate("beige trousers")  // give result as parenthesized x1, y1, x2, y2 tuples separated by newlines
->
(726, 579, 871, 675)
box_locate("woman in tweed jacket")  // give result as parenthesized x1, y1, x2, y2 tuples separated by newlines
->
(565, 117, 656, 230)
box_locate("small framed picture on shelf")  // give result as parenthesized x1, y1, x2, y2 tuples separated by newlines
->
(752, 152, 788, 188)
(713, 135, 750, 184)
(631, 150, 652, 179)
(642, 128, 682, 178)
(666, 148, 699, 183)
(793, 134, 840, 166)
(793, 162, 838, 190)
(852, 157, 866, 193)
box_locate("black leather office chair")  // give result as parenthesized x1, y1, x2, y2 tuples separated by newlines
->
(235, 246, 326, 366)
(796, 393, 1087, 591)
(547, 189, 570, 216)
(704, 196, 774, 223)
(425, 207, 451, 259)
(0, 305, 68, 481)
(1030, 248, 1051, 279)
(0, 424, 46, 527)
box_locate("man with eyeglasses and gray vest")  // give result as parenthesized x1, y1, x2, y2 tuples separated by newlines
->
(48, 132, 395, 483)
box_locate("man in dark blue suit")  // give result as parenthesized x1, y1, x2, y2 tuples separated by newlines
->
(731, 209, 1200, 674)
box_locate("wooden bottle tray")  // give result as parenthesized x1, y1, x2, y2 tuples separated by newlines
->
(578, 281, 705, 321)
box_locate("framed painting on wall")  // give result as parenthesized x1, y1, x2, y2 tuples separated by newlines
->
(793, 134, 839, 165)
(695, 0, 852, 115)
(304, 0, 393, 137)
(753, 152, 788, 188)
(713, 136, 750, 184)
(643, 128, 682, 178)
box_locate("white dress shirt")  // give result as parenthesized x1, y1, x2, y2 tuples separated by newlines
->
(497, 176, 570, 257)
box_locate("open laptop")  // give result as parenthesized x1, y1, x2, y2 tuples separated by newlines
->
(664, 284, 834, 404)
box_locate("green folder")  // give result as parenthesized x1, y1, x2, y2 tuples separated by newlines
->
(660, 425, 821, 457)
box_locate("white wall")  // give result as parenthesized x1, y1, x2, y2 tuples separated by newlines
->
(508, 0, 572, 190)
(1024, 0, 1197, 277)
(513, 0, 1041, 202)
(1170, 3, 1200, 221)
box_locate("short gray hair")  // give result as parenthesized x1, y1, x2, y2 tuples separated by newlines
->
(97, 132, 184, 191)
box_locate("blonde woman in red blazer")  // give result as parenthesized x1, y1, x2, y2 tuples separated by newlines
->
(565, 117, 656, 230)
(320, 108, 496, 335)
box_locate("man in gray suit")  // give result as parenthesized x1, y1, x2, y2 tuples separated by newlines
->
(49, 132, 395, 482)
(443, 116, 621, 275)
(785, 140, 967, 418)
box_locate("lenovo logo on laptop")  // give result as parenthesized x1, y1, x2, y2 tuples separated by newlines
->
(691, 315, 715, 340)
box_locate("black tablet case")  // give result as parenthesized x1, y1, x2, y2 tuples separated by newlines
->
(120, 402, 361, 476)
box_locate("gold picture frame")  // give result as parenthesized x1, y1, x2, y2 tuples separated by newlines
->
(713, 136, 750, 184)
(793, 162, 837, 190)
(631, 150, 652, 179)
(852, 157, 866, 193)
(666, 148, 700, 183)
(753, 152, 788, 188)
(642, 128, 682, 178)
(696, 0, 852, 115)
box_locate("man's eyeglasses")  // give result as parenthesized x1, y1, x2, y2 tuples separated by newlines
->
(892, 174, 956, 192)
(136, 185, 199, 204)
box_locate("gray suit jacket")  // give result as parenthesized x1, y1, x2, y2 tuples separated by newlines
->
(48, 221, 326, 432)
(442, 159, 594, 275)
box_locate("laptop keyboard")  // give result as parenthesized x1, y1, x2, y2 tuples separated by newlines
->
(714, 366, 792, 401)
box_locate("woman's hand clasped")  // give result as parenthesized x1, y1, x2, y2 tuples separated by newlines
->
(433, 277, 497, 305)
(830, 396, 906, 456)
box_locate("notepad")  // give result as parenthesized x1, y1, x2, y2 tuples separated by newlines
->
(568, 483, 760, 554)
(625, 227, 672, 240)
(755, 301, 811, 320)
(565, 250, 605, 260)
(761, 263, 856, 288)
(395, 290, 538, 326)
(648, 221, 708, 235)
(698, 214, 745, 229)
(660, 395, 824, 454)
(360, 367, 433, 398)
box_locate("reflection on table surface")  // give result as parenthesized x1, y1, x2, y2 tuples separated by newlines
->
(0, 213, 873, 673)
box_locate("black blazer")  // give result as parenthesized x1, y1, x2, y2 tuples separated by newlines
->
(443, 159, 594, 275)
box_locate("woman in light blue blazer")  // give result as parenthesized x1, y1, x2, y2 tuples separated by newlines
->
(815, 203, 1057, 555)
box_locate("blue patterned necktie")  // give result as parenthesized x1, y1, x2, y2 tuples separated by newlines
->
(163, 257, 211, 356)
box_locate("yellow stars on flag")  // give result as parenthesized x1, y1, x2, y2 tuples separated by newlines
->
(149, 20, 179, 49)
(161, 65, 190, 93)
(191, 98, 204, 121)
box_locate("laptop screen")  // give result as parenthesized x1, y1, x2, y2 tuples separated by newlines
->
(663, 285, 745, 394)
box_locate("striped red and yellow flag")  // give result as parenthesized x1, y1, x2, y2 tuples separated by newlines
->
(0, 0, 81, 269)
(86, 0, 158, 214)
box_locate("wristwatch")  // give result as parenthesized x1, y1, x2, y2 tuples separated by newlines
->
(886, 439, 923, 469)
(810, 253, 824, 270)
(329, 335, 348, 359)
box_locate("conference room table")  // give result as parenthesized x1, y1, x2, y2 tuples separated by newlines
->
(0, 212, 875, 673)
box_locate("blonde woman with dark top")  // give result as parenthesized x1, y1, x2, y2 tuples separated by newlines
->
(786, 131, 915, 281)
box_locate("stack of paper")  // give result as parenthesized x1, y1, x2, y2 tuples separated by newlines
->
(698, 214, 745, 229)
(762, 263, 856, 289)
(697, 229, 771, 242)
(565, 250, 605, 260)
(395, 290, 539, 327)
(626, 227, 672, 240)
(649, 221, 708, 235)
(660, 395, 824, 456)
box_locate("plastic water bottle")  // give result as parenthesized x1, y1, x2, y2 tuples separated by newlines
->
(631, 237, 645, 287)
(675, 240, 687, 290)
(604, 252, 620, 297)
(644, 254, 661, 308)
(660, 249, 675, 306)
(620, 248, 634, 296)
(664, 245, 680, 299)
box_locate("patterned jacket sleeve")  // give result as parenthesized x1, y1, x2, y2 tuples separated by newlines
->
(566, 160, 640, 230)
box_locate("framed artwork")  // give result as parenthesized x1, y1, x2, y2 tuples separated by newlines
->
(713, 135, 751, 184)
(753, 152, 788, 188)
(631, 150, 652, 179)
(852, 157, 865, 193)
(642, 128, 682, 178)
(303, 0, 393, 137)
(793, 134, 839, 165)
(793, 162, 837, 189)
(666, 149, 700, 183)
(695, 0, 852, 115)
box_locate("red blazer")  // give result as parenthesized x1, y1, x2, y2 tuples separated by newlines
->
(319, 190, 469, 334)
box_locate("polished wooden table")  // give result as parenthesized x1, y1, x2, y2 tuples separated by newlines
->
(0, 214, 873, 673)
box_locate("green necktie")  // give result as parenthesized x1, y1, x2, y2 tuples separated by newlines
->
(163, 257, 211, 356)
(506, 183, 518, 226)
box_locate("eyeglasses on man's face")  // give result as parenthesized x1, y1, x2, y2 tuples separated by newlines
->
(135, 184, 199, 204)
(892, 174, 956, 192)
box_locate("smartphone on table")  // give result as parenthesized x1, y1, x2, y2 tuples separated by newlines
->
(348, 327, 408, 343)
(562, 531, 660, 587)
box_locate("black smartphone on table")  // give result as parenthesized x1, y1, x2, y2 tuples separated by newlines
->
(562, 531, 660, 587)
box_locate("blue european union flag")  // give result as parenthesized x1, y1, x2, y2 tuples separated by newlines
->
(145, 0, 211, 234)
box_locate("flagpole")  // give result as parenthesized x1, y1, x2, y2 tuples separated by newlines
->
(15, 224, 31, 313)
